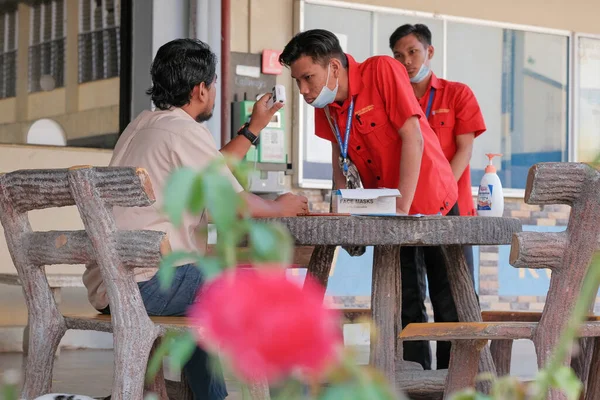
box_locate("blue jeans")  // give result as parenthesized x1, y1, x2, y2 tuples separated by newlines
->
(101, 264, 228, 400)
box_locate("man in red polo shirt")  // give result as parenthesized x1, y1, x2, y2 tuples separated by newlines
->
(390, 24, 487, 369)
(280, 29, 458, 370)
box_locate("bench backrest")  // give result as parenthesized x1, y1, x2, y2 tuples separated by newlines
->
(509, 162, 600, 363)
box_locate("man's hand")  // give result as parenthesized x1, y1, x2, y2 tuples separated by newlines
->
(396, 116, 423, 215)
(248, 93, 284, 134)
(396, 199, 409, 215)
(274, 192, 309, 216)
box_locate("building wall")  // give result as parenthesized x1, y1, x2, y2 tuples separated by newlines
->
(0, 1, 120, 146)
(0, 0, 599, 351)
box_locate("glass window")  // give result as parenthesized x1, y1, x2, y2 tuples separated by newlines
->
(374, 13, 443, 73)
(29, 0, 66, 93)
(79, 0, 121, 83)
(577, 37, 600, 163)
(446, 23, 569, 189)
(297, 4, 572, 190)
(301, 4, 373, 184)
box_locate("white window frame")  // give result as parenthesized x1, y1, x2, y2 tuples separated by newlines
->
(296, 0, 574, 199)
(572, 32, 600, 164)
(28, 0, 67, 92)
(78, 0, 121, 83)
(0, 7, 18, 99)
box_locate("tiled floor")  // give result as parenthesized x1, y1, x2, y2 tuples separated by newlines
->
(0, 341, 538, 399)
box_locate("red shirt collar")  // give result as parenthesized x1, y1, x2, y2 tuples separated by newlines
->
(428, 72, 443, 90)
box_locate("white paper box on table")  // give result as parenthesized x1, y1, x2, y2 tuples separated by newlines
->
(332, 189, 401, 214)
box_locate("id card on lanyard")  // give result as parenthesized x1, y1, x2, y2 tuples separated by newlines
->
(324, 97, 356, 186)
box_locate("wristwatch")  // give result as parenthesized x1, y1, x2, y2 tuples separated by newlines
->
(237, 123, 259, 145)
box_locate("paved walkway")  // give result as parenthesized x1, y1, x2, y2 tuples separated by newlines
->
(0, 341, 538, 399)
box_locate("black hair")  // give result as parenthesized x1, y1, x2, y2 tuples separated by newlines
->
(389, 24, 432, 50)
(146, 38, 217, 110)
(279, 29, 348, 68)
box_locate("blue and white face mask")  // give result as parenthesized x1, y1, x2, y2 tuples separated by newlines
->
(310, 63, 339, 108)
(410, 62, 431, 83)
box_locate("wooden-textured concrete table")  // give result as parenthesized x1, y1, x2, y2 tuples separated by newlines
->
(268, 215, 522, 392)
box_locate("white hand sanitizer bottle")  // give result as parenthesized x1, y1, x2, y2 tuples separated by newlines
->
(477, 153, 504, 217)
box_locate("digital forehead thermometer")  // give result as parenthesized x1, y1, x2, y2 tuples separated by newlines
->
(266, 84, 286, 108)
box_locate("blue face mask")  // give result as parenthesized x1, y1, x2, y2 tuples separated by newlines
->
(410, 62, 431, 83)
(310, 63, 338, 108)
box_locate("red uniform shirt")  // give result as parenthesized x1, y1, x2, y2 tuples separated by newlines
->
(418, 73, 486, 216)
(314, 55, 458, 216)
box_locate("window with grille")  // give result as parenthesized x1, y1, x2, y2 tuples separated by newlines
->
(0, 6, 18, 99)
(79, 0, 120, 83)
(29, 0, 66, 93)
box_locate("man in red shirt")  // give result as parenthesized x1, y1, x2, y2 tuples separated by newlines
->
(280, 29, 458, 370)
(390, 24, 487, 369)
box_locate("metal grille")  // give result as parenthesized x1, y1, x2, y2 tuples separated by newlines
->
(79, 0, 120, 83)
(28, 0, 66, 93)
(0, 8, 17, 98)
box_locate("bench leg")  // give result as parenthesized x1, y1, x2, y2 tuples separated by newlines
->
(442, 245, 496, 394)
(177, 371, 194, 400)
(571, 337, 593, 390)
(23, 288, 62, 358)
(145, 339, 169, 400)
(112, 329, 156, 400)
(305, 245, 336, 298)
(22, 316, 66, 398)
(248, 380, 271, 400)
(490, 339, 513, 376)
(443, 339, 487, 400)
(371, 245, 401, 386)
(585, 337, 600, 400)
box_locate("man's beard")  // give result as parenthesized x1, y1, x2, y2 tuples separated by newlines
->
(195, 105, 215, 123)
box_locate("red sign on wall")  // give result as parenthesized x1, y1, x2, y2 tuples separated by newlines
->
(262, 50, 283, 75)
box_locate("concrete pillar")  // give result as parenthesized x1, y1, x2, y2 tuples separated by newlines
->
(15, 2, 30, 123)
(195, 0, 222, 145)
(130, 0, 191, 120)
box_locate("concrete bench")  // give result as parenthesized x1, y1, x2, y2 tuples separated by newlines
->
(399, 162, 600, 400)
(0, 166, 212, 400)
(0, 273, 84, 356)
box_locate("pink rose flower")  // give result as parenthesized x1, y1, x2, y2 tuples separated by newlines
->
(188, 267, 342, 383)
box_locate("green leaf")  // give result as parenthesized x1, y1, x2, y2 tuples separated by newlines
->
(146, 330, 197, 383)
(188, 175, 205, 214)
(248, 221, 293, 264)
(146, 331, 178, 382)
(319, 380, 394, 400)
(550, 366, 582, 400)
(195, 256, 224, 281)
(168, 330, 198, 373)
(229, 158, 252, 193)
(163, 168, 199, 226)
(271, 379, 304, 400)
(1, 385, 18, 400)
(158, 251, 196, 291)
(447, 389, 478, 400)
(203, 168, 241, 231)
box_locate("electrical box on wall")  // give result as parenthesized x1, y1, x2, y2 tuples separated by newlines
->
(229, 52, 292, 194)
(231, 101, 286, 164)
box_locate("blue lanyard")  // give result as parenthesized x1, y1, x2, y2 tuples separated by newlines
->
(425, 88, 436, 119)
(330, 97, 355, 173)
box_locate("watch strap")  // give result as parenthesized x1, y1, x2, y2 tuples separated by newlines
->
(237, 123, 259, 145)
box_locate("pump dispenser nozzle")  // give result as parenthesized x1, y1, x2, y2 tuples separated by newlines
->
(485, 153, 502, 173)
